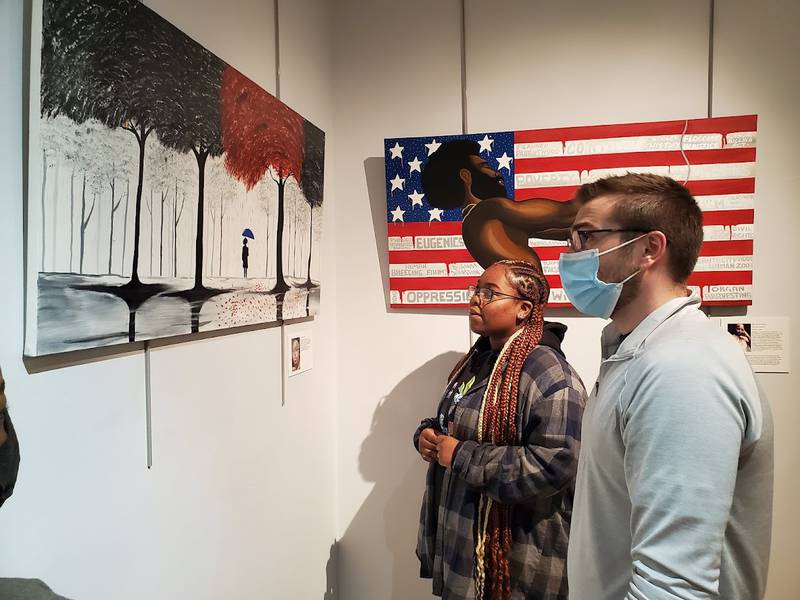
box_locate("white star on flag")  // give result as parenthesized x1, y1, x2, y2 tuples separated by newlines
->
(428, 207, 444, 222)
(390, 174, 406, 191)
(496, 152, 513, 171)
(478, 134, 494, 154)
(408, 156, 423, 172)
(389, 142, 404, 160)
(425, 139, 442, 155)
(408, 190, 425, 207)
(391, 206, 405, 222)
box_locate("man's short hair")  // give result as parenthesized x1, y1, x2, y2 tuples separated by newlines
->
(421, 139, 480, 209)
(575, 173, 703, 282)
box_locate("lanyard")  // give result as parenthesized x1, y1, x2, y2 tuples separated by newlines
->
(439, 372, 480, 435)
(438, 378, 461, 436)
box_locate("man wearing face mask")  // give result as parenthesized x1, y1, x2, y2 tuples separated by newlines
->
(421, 140, 578, 270)
(561, 174, 773, 600)
(0, 368, 71, 600)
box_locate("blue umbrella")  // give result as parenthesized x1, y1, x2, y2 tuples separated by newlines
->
(242, 228, 255, 240)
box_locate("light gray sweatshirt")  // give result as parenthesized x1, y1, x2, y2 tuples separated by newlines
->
(568, 294, 773, 599)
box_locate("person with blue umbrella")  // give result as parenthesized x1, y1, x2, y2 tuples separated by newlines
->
(242, 228, 255, 278)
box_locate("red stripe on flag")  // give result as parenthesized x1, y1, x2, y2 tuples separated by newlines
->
(541, 271, 753, 289)
(389, 246, 569, 264)
(388, 240, 751, 264)
(389, 275, 563, 292)
(391, 303, 468, 310)
(387, 222, 462, 236)
(392, 299, 750, 309)
(389, 276, 474, 292)
(514, 186, 579, 201)
(687, 271, 753, 286)
(513, 115, 757, 144)
(701, 210, 754, 226)
(515, 148, 756, 174)
(703, 300, 753, 306)
(530, 241, 753, 260)
(389, 249, 473, 264)
(389, 270, 752, 293)
(700, 240, 753, 255)
(514, 178, 755, 201)
(687, 178, 755, 196)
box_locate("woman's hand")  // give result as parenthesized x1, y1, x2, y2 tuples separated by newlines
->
(418, 427, 439, 463)
(436, 435, 459, 468)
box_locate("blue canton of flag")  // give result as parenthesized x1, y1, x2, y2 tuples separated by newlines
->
(384, 132, 515, 223)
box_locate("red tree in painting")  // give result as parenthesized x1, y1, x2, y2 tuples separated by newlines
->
(220, 66, 304, 294)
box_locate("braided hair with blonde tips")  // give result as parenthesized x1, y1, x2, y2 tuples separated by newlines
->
(473, 260, 549, 600)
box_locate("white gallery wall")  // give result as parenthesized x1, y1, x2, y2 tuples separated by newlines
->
(711, 0, 800, 591)
(0, 0, 337, 599)
(332, 1, 799, 599)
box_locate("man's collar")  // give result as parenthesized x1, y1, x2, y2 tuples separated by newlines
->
(601, 292, 701, 360)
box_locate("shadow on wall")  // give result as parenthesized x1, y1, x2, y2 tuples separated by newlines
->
(363, 156, 392, 309)
(338, 350, 463, 600)
(363, 156, 465, 317)
(324, 540, 337, 600)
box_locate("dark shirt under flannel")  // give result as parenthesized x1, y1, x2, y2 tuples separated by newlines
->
(414, 335, 587, 600)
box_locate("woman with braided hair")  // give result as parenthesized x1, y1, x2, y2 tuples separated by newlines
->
(413, 260, 587, 600)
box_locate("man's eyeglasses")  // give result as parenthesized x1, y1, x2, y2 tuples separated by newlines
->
(567, 228, 650, 252)
(468, 285, 528, 304)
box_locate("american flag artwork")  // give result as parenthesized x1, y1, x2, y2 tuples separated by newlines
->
(384, 115, 757, 309)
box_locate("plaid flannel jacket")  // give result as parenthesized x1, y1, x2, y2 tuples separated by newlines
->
(414, 341, 587, 600)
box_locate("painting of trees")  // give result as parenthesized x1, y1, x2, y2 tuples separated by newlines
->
(92, 126, 133, 275)
(39, 115, 76, 272)
(41, 0, 173, 288)
(155, 23, 225, 292)
(301, 121, 325, 289)
(220, 66, 305, 295)
(168, 151, 196, 278)
(26, 0, 326, 356)
(206, 159, 240, 277)
(145, 142, 177, 278)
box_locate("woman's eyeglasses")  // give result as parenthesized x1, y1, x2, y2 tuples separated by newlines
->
(468, 285, 528, 304)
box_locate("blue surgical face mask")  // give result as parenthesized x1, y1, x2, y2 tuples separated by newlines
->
(558, 234, 647, 319)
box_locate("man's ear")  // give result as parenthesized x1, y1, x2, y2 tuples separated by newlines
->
(641, 231, 668, 269)
(459, 167, 472, 190)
